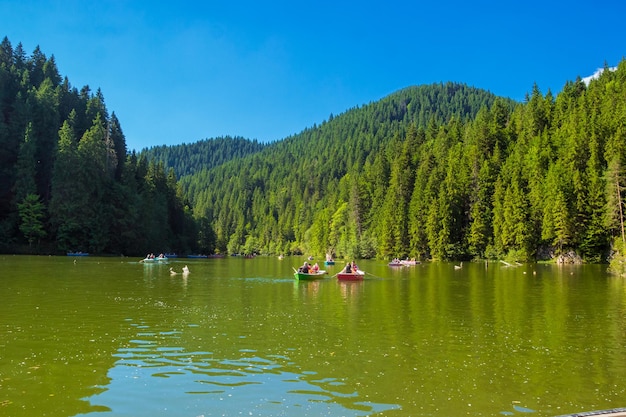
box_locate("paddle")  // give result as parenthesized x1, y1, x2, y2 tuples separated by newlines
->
(364, 271, 384, 279)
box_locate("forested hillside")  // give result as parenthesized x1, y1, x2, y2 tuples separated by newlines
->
(177, 83, 512, 257)
(178, 63, 626, 264)
(140, 136, 266, 178)
(0, 37, 197, 255)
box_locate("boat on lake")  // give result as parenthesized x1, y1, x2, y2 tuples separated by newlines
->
(324, 260, 335, 266)
(337, 270, 365, 281)
(293, 270, 327, 280)
(142, 256, 169, 264)
(67, 252, 89, 256)
(389, 258, 418, 266)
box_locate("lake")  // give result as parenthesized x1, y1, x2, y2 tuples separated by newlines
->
(1, 255, 625, 416)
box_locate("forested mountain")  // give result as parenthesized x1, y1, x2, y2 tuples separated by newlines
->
(177, 83, 513, 257)
(140, 136, 266, 178)
(0, 37, 196, 256)
(177, 63, 626, 264)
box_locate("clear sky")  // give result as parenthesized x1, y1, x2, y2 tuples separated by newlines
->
(1, 0, 625, 151)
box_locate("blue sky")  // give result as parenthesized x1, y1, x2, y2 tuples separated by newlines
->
(1, 1, 625, 151)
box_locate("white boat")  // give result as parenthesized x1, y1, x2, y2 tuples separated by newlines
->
(142, 256, 169, 264)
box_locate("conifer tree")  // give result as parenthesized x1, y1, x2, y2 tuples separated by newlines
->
(14, 123, 37, 203)
(17, 193, 46, 246)
(50, 114, 83, 251)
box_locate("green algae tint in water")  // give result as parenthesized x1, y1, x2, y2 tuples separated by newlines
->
(1, 256, 626, 416)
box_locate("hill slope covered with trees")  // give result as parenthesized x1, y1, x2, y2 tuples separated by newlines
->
(178, 83, 509, 257)
(177, 62, 626, 265)
(140, 136, 266, 178)
(0, 37, 199, 255)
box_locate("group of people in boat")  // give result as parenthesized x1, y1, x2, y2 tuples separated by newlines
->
(297, 258, 360, 275)
(340, 261, 359, 274)
(298, 261, 320, 274)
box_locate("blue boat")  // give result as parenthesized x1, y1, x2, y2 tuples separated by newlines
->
(67, 252, 89, 256)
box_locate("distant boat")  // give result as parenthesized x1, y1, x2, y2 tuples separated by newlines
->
(324, 260, 335, 266)
(142, 256, 168, 264)
(165, 253, 178, 258)
(67, 252, 89, 256)
(388, 260, 404, 267)
(187, 254, 208, 258)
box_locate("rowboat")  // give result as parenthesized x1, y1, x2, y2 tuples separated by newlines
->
(324, 260, 335, 266)
(67, 252, 89, 256)
(293, 270, 327, 280)
(388, 261, 404, 267)
(337, 270, 365, 281)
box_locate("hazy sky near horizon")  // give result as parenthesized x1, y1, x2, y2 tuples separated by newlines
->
(1, 0, 625, 151)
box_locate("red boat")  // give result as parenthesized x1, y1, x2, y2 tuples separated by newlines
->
(337, 271, 365, 281)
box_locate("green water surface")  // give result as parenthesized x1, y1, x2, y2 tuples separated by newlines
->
(1, 255, 625, 416)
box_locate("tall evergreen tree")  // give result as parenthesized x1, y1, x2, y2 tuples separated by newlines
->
(14, 123, 37, 202)
(17, 193, 46, 247)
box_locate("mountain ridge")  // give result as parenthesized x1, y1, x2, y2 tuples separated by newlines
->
(145, 82, 513, 180)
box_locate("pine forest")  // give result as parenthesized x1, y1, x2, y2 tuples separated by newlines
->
(2, 37, 626, 268)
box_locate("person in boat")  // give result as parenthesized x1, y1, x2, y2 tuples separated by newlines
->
(351, 261, 358, 272)
(311, 263, 320, 273)
(342, 262, 352, 274)
(300, 262, 310, 273)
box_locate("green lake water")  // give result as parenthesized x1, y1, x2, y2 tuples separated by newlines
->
(1, 255, 625, 416)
